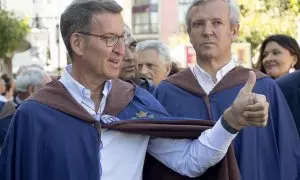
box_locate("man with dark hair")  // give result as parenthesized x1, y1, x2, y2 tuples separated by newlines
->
(119, 24, 156, 93)
(0, 1, 269, 180)
(154, 0, 300, 179)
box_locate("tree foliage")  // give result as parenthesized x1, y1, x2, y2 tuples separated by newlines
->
(0, 10, 29, 58)
(236, 0, 300, 55)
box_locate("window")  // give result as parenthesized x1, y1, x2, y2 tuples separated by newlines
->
(132, 0, 159, 34)
(134, 0, 149, 6)
(177, 0, 194, 32)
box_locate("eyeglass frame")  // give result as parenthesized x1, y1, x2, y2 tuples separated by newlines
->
(77, 31, 127, 47)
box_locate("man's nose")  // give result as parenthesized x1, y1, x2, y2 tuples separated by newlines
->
(113, 40, 125, 57)
(202, 23, 213, 37)
(124, 47, 134, 62)
(139, 65, 150, 76)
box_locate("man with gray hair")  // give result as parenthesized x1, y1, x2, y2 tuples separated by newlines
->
(0, 68, 50, 147)
(154, 0, 300, 179)
(0, 1, 269, 180)
(15, 67, 51, 101)
(136, 40, 172, 85)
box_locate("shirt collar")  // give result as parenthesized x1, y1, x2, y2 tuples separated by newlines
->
(59, 65, 112, 101)
(0, 95, 7, 102)
(193, 57, 236, 84)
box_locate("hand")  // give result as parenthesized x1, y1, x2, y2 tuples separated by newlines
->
(223, 71, 269, 131)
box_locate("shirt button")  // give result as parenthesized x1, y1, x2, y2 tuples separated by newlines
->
(83, 89, 90, 96)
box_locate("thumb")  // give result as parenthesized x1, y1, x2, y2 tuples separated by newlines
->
(241, 71, 256, 93)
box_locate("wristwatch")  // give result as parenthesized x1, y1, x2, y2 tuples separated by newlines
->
(221, 116, 239, 134)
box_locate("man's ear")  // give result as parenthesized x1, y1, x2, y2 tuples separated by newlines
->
(231, 23, 240, 41)
(70, 33, 85, 57)
(165, 62, 172, 77)
(27, 84, 34, 95)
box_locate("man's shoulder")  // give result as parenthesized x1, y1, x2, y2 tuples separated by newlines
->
(156, 79, 179, 92)
(132, 86, 169, 116)
(134, 86, 157, 102)
(138, 78, 156, 93)
(17, 100, 54, 115)
(276, 71, 300, 87)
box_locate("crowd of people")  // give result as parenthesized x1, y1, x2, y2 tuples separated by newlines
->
(0, 0, 299, 180)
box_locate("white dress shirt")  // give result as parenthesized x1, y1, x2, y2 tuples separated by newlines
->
(59, 65, 237, 180)
(0, 95, 7, 102)
(59, 65, 111, 120)
(191, 58, 236, 94)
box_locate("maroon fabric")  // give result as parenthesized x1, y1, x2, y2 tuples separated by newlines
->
(29, 78, 240, 180)
(166, 66, 268, 98)
(103, 119, 240, 180)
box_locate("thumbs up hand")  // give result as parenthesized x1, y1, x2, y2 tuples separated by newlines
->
(223, 71, 269, 131)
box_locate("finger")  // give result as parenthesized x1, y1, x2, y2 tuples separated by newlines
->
(248, 93, 255, 105)
(243, 111, 266, 118)
(241, 71, 256, 93)
(245, 115, 268, 123)
(244, 103, 265, 111)
(247, 120, 268, 127)
(253, 94, 267, 104)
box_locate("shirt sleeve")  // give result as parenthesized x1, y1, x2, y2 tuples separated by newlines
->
(147, 117, 237, 177)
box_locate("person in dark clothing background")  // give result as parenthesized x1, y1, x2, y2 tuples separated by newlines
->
(119, 24, 156, 93)
(276, 70, 300, 137)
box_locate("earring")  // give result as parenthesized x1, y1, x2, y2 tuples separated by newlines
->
(289, 66, 295, 73)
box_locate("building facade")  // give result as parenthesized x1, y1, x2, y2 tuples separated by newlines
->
(131, 0, 195, 67)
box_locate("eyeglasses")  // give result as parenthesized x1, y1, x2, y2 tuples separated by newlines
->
(77, 32, 126, 47)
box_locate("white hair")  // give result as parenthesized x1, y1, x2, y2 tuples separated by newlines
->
(15, 68, 48, 92)
(136, 40, 171, 62)
(186, 0, 240, 32)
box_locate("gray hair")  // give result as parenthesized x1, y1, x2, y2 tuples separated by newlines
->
(186, 0, 240, 32)
(16, 64, 44, 77)
(15, 68, 48, 92)
(60, 0, 123, 58)
(136, 40, 171, 62)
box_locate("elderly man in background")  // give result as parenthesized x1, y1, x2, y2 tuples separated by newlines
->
(136, 40, 172, 85)
(119, 25, 156, 92)
(0, 67, 51, 148)
(15, 67, 51, 102)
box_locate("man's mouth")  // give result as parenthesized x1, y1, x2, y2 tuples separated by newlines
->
(123, 65, 136, 71)
(109, 59, 121, 69)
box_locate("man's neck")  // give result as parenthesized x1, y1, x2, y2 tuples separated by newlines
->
(71, 64, 106, 110)
(196, 56, 231, 81)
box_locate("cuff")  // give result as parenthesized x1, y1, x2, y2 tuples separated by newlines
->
(199, 118, 237, 152)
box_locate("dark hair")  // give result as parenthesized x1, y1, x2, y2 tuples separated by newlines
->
(168, 62, 182, 76)
(1, 74, 12, 96)
(256, 34, 300, 73)
(60, 0, 123, 58)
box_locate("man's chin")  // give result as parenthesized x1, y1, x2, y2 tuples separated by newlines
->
(198, 53, 216, 60)
(119, 74, 136, 81)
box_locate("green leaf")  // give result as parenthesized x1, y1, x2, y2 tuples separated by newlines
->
(0, 10, 30, 58)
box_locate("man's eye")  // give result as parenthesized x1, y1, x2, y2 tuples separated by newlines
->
(213, 21, 222, 26)
(192, 22, 203, 28)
